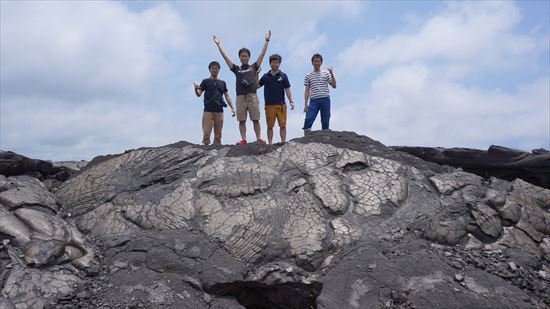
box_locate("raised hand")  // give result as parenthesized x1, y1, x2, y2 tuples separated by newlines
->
(265, 30, 271, 41)
(213, 35, 221, 45)
(193, 83, 200, 90)
(327, 66, 336, 88)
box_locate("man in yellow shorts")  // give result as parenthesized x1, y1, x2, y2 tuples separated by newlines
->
(258, 54, 294, 144)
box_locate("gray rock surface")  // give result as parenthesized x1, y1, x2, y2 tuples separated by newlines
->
(0, 151, 77, 184)
(1, 131, 549, 308)
(392, 144, 550, 189)
(0, 175, 96, 308)
(317, 240, 536, 309)
(50, 160, 89, 171)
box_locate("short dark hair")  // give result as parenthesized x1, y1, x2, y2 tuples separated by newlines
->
(311, 53, 323, 62)
(238, 48, 251, 57)
(208, 61, 220, 69)
(269, 54, 282, 64)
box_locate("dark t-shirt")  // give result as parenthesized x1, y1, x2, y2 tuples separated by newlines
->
(199, 78, 228, 113)
(231, 62, 259, 95)
(259, 70, 291, 105)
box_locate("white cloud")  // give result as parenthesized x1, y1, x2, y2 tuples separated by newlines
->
(140, 4, 189, 51)
(1, 1, 547, 161)
(329, 1, 549, 151)
(1, 96, 201, 160)
(337, 2, 543, 72)
(0, 1, 188, 100)
(332, 63, 549, 149)
(0, 1, 193, 159)
(173, 1, 361, 68)
(286, 34, 328, 69)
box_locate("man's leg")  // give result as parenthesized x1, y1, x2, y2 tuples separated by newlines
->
(267, 128, 274, 144)
(303, 99, 321, 136)
(319, 97, 331, 130)
(236, 95, 247, 141)
(280, 127, 286, 143)
(249, 94, 263, 142)
(265, 105, 276, 145)
(213, 112, 223, 145)
(202, 112, 213, 145)
(278, 105, 287, 143)
(239, 121, 247, 141)
(253, 120, 262, 142)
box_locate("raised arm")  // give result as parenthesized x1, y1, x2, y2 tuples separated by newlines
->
(256, 66, 262, 88)
(327, 67, 337, 89)
(255, 30, 271, 66)
(213, 35, 234, 69)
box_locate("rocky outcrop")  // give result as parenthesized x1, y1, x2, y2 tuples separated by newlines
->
(1, 131, 549, 308)
(0, 151, 82, 191)
(0, 175, 96, 308)
(392, 145, 550, 189)
(51, 160, 89, 171)
(318, 240, 539, 309)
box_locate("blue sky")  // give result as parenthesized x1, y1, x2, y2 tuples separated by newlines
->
(1, 1, 549, 160)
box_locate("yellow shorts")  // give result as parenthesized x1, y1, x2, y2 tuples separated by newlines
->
(236, 94, 260, 121)
(264, 104, 287, 129)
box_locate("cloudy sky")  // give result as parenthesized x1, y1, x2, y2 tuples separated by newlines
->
(1, 1, 549, 161)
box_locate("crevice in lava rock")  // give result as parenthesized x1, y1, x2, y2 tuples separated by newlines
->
(207, 281, 323, 309)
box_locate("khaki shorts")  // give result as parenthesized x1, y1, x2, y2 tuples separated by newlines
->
(236, 93, 260, 121)
(265, 104, 287, 129)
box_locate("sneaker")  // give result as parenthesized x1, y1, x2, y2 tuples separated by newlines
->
(256, 139, 266, 145)
(236, 140, 247, 145)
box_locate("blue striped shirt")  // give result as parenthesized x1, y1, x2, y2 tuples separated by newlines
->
(304, 71, 332, 100)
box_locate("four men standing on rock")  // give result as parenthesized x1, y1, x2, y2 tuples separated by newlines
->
(195, 30, 336, 145)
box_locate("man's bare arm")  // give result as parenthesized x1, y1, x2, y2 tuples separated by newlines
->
(304, 85, 310, 113)
(224, 92, 235, 117)
(256, 66, 262, 88)
(255, 30, 271, 66)
(213, 35, 234, 68)
(285, 87, 295, 110)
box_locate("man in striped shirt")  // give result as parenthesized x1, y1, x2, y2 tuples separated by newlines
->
(303, 53, 337, 136)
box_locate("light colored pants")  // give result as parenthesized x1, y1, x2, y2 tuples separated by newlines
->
(202, 112, 223, 145)
(236, 93, 260, 121)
